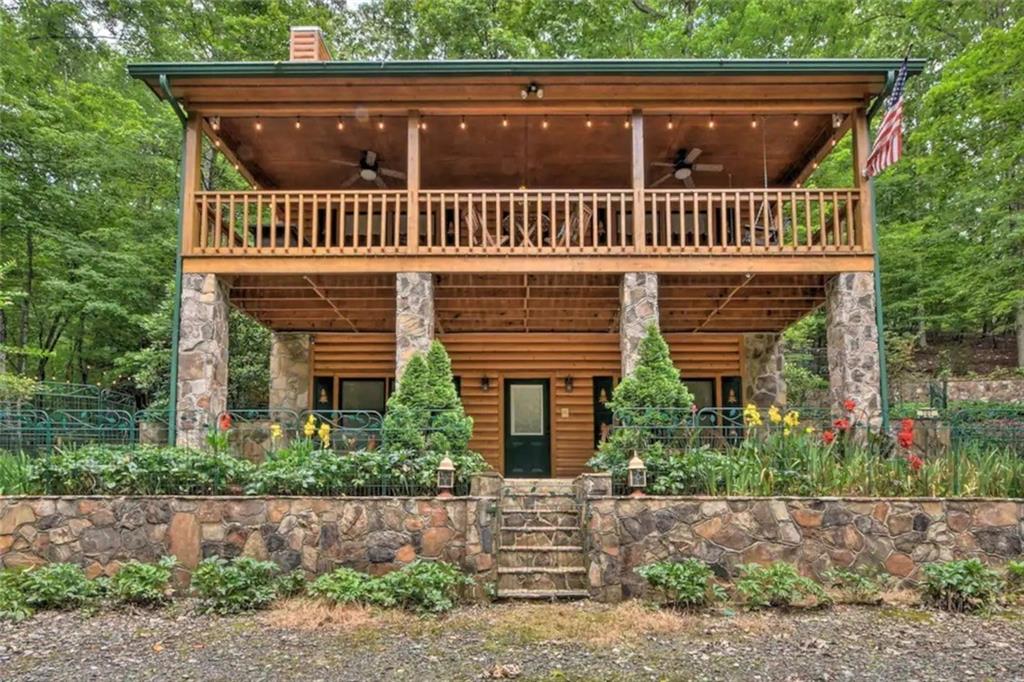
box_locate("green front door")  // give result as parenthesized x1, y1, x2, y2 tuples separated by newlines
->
(504, 379, 551, 478)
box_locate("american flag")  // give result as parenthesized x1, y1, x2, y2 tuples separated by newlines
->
(865, 57, 909, 177)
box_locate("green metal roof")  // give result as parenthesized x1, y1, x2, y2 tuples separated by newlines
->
(128, 58, 926, 80)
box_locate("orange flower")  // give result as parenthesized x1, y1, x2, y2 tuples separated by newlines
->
(822, 429, 836, 445)
(218, 413, 232, 431)
(833, 417, 851, 431)
(907, 454, 924, 472)
(843, 399, 856, 412)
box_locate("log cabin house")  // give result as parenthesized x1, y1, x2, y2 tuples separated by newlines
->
(130, 27, 924, 477)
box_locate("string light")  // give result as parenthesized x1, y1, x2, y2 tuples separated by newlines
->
(214, 139, 221, 148)
(233, 163, 239, 171)
(459, 115, 467, 130)
(812, 161, 819, 169)
(831, 138, 837, 147)
(336, 117, 344, 131)
(377, 116, 385, 130)
(419, 118, 427, 131)
(792, 114, 800, 127)
(667, 115, 674, 130)
(707, 114, 716, 129)
(541, 115, 549, 130)
(210, 116, 220, 131)
(254, 116, 263, 132)
(750, 115, 758, 129)
(502, 114, 509, 128)
(585, 114, 592, 128)
(294, 116, 302, 130)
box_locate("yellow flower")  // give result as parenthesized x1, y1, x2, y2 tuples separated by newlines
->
(269, 423, 282, 441)
(783, 428, 791, 437)
(768, 405, 782, 424)
(805, 426, 815, 434)
(318, 422, 331, 448)
(303, 416, 316, 438)
(783, 410, 800, 428)
(743, 404, 763, 426)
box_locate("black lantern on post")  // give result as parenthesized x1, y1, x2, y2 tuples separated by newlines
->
(627, 451, 647, 497)
(436, 454, 455, 497)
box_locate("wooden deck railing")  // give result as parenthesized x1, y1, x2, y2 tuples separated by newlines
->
(187, 188, 865, 256)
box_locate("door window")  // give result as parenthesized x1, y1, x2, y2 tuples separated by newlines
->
(509, 383, 545, 436)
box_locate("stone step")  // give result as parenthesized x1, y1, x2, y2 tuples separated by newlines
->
(499, 526, 581, 546)
(497, 566, 587, 575)
(498, 569, 588, 592)
(501, 478, 576, 495)
(500, 509, 580, 528)
(496, 589, 589, 600)
(497, 545, 585, 569)
(500, 494, 577, 513)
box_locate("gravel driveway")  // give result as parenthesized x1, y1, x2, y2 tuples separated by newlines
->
(2, 600, 1022, 681)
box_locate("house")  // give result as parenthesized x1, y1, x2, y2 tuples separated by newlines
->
(129, 26, 924, 477)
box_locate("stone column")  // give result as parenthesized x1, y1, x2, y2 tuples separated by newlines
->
(176, 273, 229, 448)
(269, 333, 311, 412)
(743, 333, 786, 407)
(619, 272, 659, 377)
(395, 272, 434, 380)
(825, 272, 882, 423)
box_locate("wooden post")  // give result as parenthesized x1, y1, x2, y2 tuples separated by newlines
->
(407, 111, 420, 251)
(851, 108, 872, 251)
(631, 109, 645, 251)
(181, 114, 203, 254)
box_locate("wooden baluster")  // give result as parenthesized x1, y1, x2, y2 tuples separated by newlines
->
(284, 194, 292, 250)
(650, 192, 659, 248)
(719, 191, 727, 248)
(804, 192, 812, 250)
(243, 195, 251, 250)
(845, 191, 854, 248)
(379, 193, 387, 248)
(213, 195, 223, 251)
(817, 191, 825, 248)
(297, 193, 306, 251)
(830, 191, 840, 248)
(733, 191, 741, 251)
(366, 193, 374, 249)
(789, 192, 798, 249)
(310, 194, 318, 251)
(549, 193, 557, 250)
(746, 192, 754, 252)
(590, 193, 597, 249)
(774, 191, 783, 251)
(338, 194, 346, 249)
(425, 193, 432, 248)
(200, 195, 209, 251)
(270, 197, 277, 250)
(323, 194, 332, 250)
(454, 192, 461, 249)
(352, 194, 360, 249)
(228, 194, 237, 252)
(255, 194, 264, 252)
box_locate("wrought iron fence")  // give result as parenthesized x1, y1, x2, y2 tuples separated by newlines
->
(10, 381, 137, 412)
(0, 408, 136, 453)
(946, 405, 1024, 454)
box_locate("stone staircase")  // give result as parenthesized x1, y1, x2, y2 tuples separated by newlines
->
(496, 478, 588, 600)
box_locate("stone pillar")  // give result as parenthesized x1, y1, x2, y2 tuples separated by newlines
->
(619, 272, 659, 377)
(825, 272, 882, 423)
(395, 272, 434, 380)
(269, 333, 311, 412)
(176, 273, 229, 448)
(743, 333, 786, 407)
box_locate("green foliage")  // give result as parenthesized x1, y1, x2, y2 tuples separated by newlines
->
(0, 450, 37, 495)
(588, 325, 692, 478)
(309, 560, 470, 613)
(191, 557, 282, 614)
(824, 567, 885, 604)
(29, 444, 254, 495)
(921, 559, 1003, 613)
(108, 557, 176, 606)
(1006, 560, 1024, 596)
(782, 364, 828, 406)
(273, 570, 308, 599)
(636, 559, 725, 610)
(0, 571, 33, 622)
(735, 562, 830, 609)
(0, 373, 39, 403)
(17, 563, 99, 611)
(381, 341, 476, 461)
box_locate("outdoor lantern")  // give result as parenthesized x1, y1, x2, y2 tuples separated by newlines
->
(480, 376, 491, 392)
(627, 451, 647, 496)
(564, 376, 574, 393)
(437, 455, 456, 497)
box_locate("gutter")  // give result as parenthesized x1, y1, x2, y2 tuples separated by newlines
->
(159, 74, 188, 446)
(865, 69, 896, 435)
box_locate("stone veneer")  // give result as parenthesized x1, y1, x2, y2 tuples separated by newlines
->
(584, 495, 1023, 602)
(176, 273, 229, 448)
(269, 333, 311, 411)
(395, 272, 434, 380)
(742, 333, 786, 407)
(620, 272, 659, 376)
(0, 496, 498, 597)
(825, 272, 882, 423)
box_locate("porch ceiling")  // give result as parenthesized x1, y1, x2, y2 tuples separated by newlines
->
(229, 272, 826, 335)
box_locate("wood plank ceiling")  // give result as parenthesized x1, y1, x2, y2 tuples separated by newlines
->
(229, 273, 827, 334)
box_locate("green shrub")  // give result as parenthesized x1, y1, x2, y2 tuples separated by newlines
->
(588, 325, 693, 478)
(274, 570, 307, 598)
(0, 572, 32, 622)
(0, 450, 37, 495)
(108, 557, 176, 606)
(824, 567, 885, 604)
(30, 444, 254, 495)
(735, 562, 829, 609)
(18, 563, 99, 610)
(1006, 560, 1024, 595)
(636, 559, 725, 610)
(309, 561, 469, 613)
(921, 559, 1003, 612)
(191, 557, 282, 614)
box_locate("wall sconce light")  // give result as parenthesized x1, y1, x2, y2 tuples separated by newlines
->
(521, 82, 543, 99)
(480, 376, 491, 392)
(564, 376, 574, 393)
(436, 454, 455, 498)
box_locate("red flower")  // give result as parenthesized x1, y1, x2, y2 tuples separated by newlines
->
(822, 429, 836, 445)
(897, 430, 913, 449)
(907, 454, 924, 472)
(218, 413, 232, 432)
(833, 418, 851, 431)
(900, 418, 914, 433)
(843, 399, 856, 412)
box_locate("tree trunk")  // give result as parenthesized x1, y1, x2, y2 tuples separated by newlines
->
(17, 229, 33, 374)
(917, 305, 928, 349)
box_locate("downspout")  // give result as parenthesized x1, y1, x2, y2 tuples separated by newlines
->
(865, 70, 895, 434)
(159, 74, 188, 445)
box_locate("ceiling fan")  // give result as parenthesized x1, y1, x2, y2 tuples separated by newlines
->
(337, 150, 406, 188)
(650, 148, 725, 188)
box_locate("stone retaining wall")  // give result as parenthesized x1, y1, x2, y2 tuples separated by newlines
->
(0, 496, 499, 595)
(584, 496, 1023, 602)
(898, 379, 1024, 405)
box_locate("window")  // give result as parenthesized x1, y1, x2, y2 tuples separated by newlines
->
(340, 379, 388, 413)
(509, 384, 545, 436)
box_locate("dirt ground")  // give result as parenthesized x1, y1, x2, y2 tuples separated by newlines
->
(2, 599, 1022, 681)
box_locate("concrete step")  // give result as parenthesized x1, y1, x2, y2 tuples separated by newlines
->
(496, 589, 589, 600)
(499, 526, 581, 546)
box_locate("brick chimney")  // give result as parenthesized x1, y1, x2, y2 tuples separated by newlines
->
(289, 26, 332, 61)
